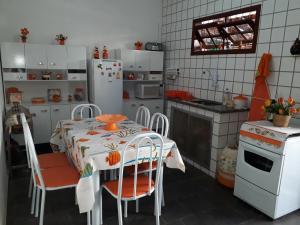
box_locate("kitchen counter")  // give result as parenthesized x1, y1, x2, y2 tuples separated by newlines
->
(167, 98, 249, 114)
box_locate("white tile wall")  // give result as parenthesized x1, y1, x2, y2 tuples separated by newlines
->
(162, 0, 300, 105)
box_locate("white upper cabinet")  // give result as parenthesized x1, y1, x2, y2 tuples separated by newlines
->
(67, 46, 87, 70)
(121, 50, 136, 71)
(25, 44, 47, 69)
(134, 50, 150, 71)
(47, 45, 67, 69)
(149, 51, 164, 71)
(1, 43, 25, 68)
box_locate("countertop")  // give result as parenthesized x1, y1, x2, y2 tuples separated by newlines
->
(167, 98, 249, 114)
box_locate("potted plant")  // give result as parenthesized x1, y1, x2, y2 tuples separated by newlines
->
(55, 34, 68, 45)
(263, 97, 300, 127)
(20, 28, 29, 43)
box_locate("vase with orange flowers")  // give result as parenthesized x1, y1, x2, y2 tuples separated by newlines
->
(263, 97, 300, 127)
(134, 41, 143, 50)
(20, 28, 29, 43)
(55, 34, 67, 45)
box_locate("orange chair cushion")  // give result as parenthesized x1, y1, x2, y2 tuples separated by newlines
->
(103, 175, 154, 198)
(38, 152, 69, 169)
(36, 165, 80, 188)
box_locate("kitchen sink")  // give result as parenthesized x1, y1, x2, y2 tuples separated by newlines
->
(190, 99, 222, 106)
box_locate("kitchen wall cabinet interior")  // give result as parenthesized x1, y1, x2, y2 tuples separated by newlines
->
(25, 44, 48, 69)
(47, 45, 67, 69)
(67, 46, 87, 70)
(0, 43, 25, 68)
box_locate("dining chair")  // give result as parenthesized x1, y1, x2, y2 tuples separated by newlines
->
(71, 103, 102, 120)
(20, 114, 70, 199)
(135, 106, 151, 127)
(100, 133, 164, 225)
(20, 113, 83, 225)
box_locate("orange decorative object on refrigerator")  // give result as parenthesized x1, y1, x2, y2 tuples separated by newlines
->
(96, 114, 127, 131)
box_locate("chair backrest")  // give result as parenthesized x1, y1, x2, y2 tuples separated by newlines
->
(20, 113, 45, 189)
(118, 133, 164, 200)
(135, 106, 150, 127)
(20, 113, 31, 168)
(149, 113, 169, 137)
(71, 104, 102, 120)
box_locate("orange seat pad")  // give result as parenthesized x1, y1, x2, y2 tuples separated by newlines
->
(103, 175, 154, 198)
(38, 152, 69, 169)
(36, 165, 80, 188)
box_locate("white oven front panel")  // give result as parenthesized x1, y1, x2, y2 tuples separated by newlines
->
(236, 141, 285, 195)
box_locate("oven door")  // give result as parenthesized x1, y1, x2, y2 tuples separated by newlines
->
(236, 141, 284, 195)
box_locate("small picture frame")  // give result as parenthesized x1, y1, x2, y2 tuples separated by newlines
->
(48, 88, 61, 102)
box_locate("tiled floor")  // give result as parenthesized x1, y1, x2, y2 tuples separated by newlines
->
(7, 165, 300, 225)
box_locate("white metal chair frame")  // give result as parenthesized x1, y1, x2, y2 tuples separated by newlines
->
(100, 133, 164, 225)
(149, 113, 169, 138)
(20, 113, 81, 225)
(135, 106, 151, 127)
(71, 104, 102, 120)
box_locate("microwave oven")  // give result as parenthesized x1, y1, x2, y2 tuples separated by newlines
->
(135, 84, 161, 99)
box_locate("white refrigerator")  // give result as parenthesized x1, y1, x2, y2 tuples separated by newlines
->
(88, 59, 123, 114)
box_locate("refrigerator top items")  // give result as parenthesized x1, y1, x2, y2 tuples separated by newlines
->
(88, 59, 123, 114)
(234, 120, 300, 219)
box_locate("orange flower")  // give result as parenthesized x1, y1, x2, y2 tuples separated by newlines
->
(277, 97, 284, 104)
(288, 97, 295, 106)
(264, 99, 272, 107)
(278, 109, 284, 115)
(290, 108, 297, 114)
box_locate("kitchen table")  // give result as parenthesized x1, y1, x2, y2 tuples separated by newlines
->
(50, 118, 185, 225)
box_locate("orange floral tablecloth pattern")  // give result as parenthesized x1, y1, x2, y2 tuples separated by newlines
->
(50, 118, 185, 213)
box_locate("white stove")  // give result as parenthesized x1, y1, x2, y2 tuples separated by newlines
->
(234, 120, 300, 219)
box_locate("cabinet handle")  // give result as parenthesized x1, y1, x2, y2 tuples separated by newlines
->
(31, 113, 36, 117)
(41, 109, 48, 113)
(138, 66, 142, 68)
(38, 62, 44, 65)
(53, 109, 59, 112)
(140, 104, 144, 106)
(130, 65, 134, 68)
(155, 106, 160, 109)
(131, 104, 136, 107)
(50, 62, 56, 66)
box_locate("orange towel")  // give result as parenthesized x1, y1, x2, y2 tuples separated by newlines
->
(248, 53, 272, 121)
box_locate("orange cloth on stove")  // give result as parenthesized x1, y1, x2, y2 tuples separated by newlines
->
(248, 53, 272, 121)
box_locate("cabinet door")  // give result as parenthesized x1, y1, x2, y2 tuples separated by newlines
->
(47, 45, 67, 69)
(1, 43, 25, 68)
(50, 105, 71, 130)
(67, 46, 87, 70)
(25, 44, 47, 69)
(135, 51, 150, 71)
(29, 106, 51, 144)
(70, 103, 90, 120)
(122, 50, 136, 71)
(149, 51, 164, 71)
(123, 101, 138, 121)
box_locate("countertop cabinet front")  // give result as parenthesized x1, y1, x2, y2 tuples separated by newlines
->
(1, 43, 25, 68)
(25, 44, 47, 69)
(47, 45, 67, 69)
(123, 101, 138, 121)
(50, 105, 71, 130)
(29, 105, 52, 144)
